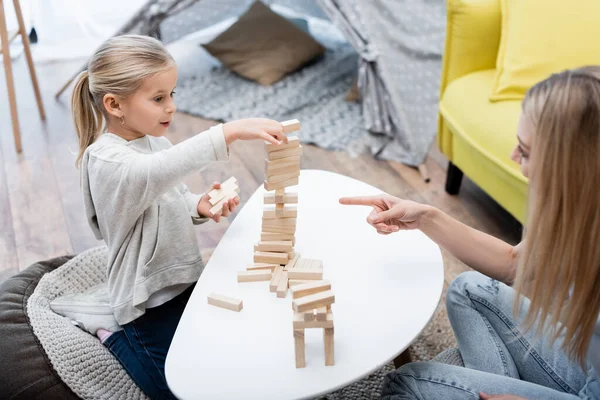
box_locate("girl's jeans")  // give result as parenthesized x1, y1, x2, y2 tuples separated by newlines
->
(104, 284, 194, 400)
(382, 271, 600, 399)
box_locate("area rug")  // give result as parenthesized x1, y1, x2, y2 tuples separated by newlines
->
(173, 17, 370, 156)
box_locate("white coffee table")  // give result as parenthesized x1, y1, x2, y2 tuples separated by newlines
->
(166, 169, 444, 400)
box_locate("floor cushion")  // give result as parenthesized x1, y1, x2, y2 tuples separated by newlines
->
(0, 254, 80, 399)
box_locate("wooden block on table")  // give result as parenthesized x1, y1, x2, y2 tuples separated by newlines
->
(265, 156, 301, 169)
(294, 329, 306, 368)
(276, 271, 288, 298)
(207, 177, 238, 204)
(288, 279, 311, 287)
(207, 293, 243, 312)
(293, 290, 335, 312)
(266, 171, 300, 184)
(267, 146, 303, 161)
(264, 192, 298, 204)
(237, 270, 272, 282)
(316, 307, 328, 321)
(304, 310, 316, 322)
(281, 119, 301, 133)
(254, 251, 289, 265)
(261, 232, 295, 244)
(266, 163, 301, 178)
(288, 251, 295, 259)
(287, 268, 323, 280)
(290, 280, 331, 299)
(265, 136, 300, 153)
(264, 177, 299, 192)
(285, 252, 301, 270)
(261, 225, 297, 235)
(324, 327, 335, 366)
(269, 266, 284, 292)
(263, 206, 297, 219)
(293, 311, 334, 329)
(262, 217, 296, 227)
(255, 240, 293, 253)
(247, 263, 279, 271)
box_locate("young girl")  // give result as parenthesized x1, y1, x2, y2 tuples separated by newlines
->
(341, 66, 600, 399)
(72, 35, 287, 399)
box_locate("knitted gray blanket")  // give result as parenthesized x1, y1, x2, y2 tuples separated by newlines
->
(27, 246, 147, 400)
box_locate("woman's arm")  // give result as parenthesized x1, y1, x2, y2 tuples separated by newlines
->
(339, 195, 520, 285)
(421, 207, 520, 284)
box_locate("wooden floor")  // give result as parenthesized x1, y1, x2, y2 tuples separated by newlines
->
(0, 57, 522, 285)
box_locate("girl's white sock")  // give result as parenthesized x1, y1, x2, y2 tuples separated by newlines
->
(96, 328, 113, 344)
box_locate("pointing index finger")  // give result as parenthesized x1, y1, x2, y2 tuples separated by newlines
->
(339, 196, 377, 206)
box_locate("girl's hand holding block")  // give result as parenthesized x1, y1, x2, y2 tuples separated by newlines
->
(198, 181, 240, 222)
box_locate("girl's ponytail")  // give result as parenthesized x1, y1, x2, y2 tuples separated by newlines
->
(71, 70, 103, 168)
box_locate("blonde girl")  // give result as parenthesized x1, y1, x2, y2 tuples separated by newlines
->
(341, 67, 600, 399)
(72, 35, 287, 399)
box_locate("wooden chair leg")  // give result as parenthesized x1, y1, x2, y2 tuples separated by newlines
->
(445, 161, 464, 195)
(393, 348, 412, 369)
(0, 0, 22, 153)
(13, 0, 45, 120)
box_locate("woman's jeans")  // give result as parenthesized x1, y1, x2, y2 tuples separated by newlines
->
(104, 285, 194, 400)
(382, 271, 600, 399)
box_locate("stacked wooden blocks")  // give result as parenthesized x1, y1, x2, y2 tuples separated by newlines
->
(291, 281, 335, 368)
(207, 176, 240, 216)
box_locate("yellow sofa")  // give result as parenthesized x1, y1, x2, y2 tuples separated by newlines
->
(438, 0, 527, 223)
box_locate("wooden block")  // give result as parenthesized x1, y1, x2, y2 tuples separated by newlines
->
(276, 271, 288, 298)
(207, 293, 243, 312)
(316, 307, 328, 321)
(285, 252, 301, 270)
(261, 225, 297, 235)
(264, 192, 298, 204)
(267, 146, 303, 161)
(264, 177, 299, 191)
(247, 263, 279, 271)
(261, 232, 295, 245)
(237, 270, 272, 282)
(266, 170, 300, 185)
(262, 217, 296, 227)
(289, 279, 311, 286)
(265, 136, 300, 153)
(254, 251, 289, 265)
(293, 290, 335, 312)
(290, 280, 331, 299)
(281, 119, 301, 133)
(207, 177, 238, 204)
(294, 329, 306, 368)
(324, 327, 335, 366)
(293, 311, 334, 329)
(270, 266, 284, 292)
(267, 171, 300, 184)
(288, 251, 295, 259)
(304, 310, 316, 322)
(263, 206, 297, 219)
(265, 156, 301, 169)
(287, 268, 323, 280)
(308, 259, 323, 269)
(255, 240, 293, 253)
(266, 163, 301, 178)
(209, 188, 240, 215)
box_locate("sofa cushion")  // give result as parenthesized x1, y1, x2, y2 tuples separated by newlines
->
(440, 69, 525, 180)
(202, 1, 325, 86)
(491, 0, 600, 101)
(0, 255, 80, 399)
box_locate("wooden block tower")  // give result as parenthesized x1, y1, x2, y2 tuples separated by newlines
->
(234, 119, 334, 367)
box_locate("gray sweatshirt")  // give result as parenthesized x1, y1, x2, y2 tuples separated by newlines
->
(81, 125, 228, 325)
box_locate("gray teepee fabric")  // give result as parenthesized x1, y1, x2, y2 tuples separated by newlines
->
(317, 0, 446, 165)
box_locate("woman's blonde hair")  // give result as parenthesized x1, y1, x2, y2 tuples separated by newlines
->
(71, 35, 174, 167)
(515, 66, 600, 365)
